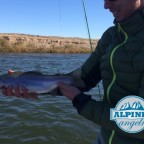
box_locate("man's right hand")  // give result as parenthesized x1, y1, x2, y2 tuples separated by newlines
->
(1, 85, 38, 99)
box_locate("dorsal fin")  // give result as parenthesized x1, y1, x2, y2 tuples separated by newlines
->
(21, 71, 43, 76)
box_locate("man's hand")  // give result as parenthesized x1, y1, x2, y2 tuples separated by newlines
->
(2, 85, 38, 99)
(57, 82, 81, 100)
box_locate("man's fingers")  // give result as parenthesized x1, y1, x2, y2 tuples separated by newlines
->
(57, 82, 81, 100)
(21, 86, 29, 98)
(14, 86, 22, 97)
(2, 85, 13, 96)
(18, 86, 38, 99)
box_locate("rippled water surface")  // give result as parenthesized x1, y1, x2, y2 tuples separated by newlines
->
(0, 53, 102, 144)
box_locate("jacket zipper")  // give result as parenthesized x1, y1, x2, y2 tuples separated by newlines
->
(107, 23, 128, 144)
(106, 23, 128, 103)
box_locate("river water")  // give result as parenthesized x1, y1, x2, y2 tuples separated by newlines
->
(0, 53, 103, 144)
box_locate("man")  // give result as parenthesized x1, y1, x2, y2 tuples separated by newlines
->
(2, 0, 144, 143)
(57, 0, 144, 143)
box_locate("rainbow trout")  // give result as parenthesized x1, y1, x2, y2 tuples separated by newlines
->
(0, 71, 80, 94)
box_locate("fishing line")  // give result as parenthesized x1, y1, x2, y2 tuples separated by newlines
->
(58, 0, 63, 36)
(81, 0, 102, 100)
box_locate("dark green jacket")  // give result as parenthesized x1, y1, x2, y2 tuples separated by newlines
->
(73, 9, 144, 144)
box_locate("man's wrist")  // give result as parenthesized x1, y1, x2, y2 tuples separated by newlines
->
(72, 93, 92, 113)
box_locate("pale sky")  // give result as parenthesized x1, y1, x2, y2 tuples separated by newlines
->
(0, 0, 114, 39)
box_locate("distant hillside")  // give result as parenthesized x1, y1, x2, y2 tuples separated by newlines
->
(0, 33, 98, 53)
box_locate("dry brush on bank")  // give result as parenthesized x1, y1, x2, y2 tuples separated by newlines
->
(0, 33, 98, 53)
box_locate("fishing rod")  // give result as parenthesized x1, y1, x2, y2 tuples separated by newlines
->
(81, 0, 102, 100)
(81, 0, 93, 52)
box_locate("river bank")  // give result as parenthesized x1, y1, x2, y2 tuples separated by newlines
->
(0, 33, 98, 53)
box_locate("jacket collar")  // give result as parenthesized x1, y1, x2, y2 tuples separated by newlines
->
(114, 8, 144, 36)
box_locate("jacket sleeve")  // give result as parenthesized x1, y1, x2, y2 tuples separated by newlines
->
(80, 50, 102, 91)
(70, 39, 105, 92)
(72, 93, 144, 140)
(70, 27, 114, 91)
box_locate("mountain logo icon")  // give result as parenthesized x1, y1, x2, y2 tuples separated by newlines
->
(120, 101, 144, 110)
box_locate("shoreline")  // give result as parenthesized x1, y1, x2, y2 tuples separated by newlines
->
(0, 33, 98, 53)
